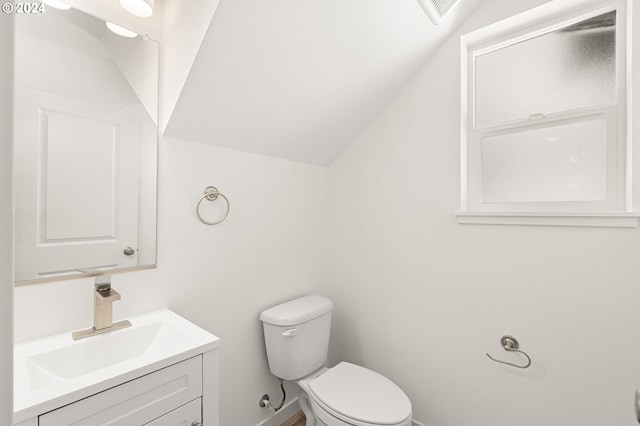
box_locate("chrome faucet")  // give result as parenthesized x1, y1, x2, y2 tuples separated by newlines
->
(72, 275, 131, 340)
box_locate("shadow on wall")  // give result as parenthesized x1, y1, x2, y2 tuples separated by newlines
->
(328, 309, 364, 367)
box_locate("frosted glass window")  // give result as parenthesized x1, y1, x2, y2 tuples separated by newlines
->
(481, 120, 607, 203)
(475, 11, 616, 127)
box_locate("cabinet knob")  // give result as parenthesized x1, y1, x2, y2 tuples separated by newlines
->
(123, 247, 135, 256)
(191, 422, 202, 426)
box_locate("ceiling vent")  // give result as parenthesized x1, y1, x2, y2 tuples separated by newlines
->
(416, 0, 460, 25)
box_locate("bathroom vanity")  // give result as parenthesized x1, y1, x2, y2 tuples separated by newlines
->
(14, 309, 219, 426)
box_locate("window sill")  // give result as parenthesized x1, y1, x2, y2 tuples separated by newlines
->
(455, 212, 640, 228)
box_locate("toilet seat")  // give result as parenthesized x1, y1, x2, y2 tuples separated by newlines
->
(307, 362, 412, 426)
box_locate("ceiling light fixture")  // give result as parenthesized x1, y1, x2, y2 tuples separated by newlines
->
(40, 0, 71, 10)
(119, 0, 153, 17)
(106, 21, 138, 38)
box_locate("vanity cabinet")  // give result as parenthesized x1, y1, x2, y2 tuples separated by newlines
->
(14, 309, 219, 426)
(15, 352, 218, 426)
(146, 398, 201, 426)
(40, 356, 202, 426)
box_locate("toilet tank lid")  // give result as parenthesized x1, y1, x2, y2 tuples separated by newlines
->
(260, 295, 333, 326)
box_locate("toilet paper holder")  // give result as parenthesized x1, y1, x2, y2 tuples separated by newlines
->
(486, 335, 532, 369)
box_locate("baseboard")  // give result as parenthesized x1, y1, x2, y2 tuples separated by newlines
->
(255, 397, 301, 426)
(412, 420, 428, 426)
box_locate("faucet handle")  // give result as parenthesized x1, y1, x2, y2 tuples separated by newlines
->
(93, 275, 120, 303)
(95, 286, 121, 303)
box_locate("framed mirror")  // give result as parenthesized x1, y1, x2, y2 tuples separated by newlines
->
(14, 5, 159, 284)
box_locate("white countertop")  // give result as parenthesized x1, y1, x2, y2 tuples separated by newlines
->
(14, 309, 220, 423)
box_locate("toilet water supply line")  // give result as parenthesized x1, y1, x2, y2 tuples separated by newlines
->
(259, 377, 286, 411)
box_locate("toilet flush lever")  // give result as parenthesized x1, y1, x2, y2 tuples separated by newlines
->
(282, 328, 297, 337)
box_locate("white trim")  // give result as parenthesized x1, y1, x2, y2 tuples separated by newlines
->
(255, 397, 301, 426)
(471, 4, 619, 58)
(0, 10, 13, 426)
(455, 212, 639, 227)
(461, 0, 620, 47)
(626, 0, 634, 208)
(460, 35, 469, 211)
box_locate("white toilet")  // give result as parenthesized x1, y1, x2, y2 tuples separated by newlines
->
(260, 295, 412, 426)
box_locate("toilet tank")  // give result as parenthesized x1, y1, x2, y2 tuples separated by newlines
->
(260, 295, 333, 380)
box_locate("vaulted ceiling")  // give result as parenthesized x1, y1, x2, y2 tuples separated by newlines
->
(163, 0, 484, 166)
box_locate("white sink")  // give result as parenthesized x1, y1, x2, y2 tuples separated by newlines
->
(14, 309, 220, 423)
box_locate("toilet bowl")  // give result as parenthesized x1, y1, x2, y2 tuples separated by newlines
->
(260, 295, 412, 426)
(296, 363, 412, 426)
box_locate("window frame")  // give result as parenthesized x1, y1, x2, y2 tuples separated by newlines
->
(458, 0, 637, 227)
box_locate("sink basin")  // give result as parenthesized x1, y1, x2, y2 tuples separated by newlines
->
(14, 309, 220, 423)
(27, 321, 188, 389)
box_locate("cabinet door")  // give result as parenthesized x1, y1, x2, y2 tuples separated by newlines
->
(145, 398, 201, 426)
(39, 356, 202, 426)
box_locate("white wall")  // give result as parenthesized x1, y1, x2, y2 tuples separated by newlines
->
(327, 0, 640, 425)
(161, 0, 220, 129)
(14, 137, 328, 425)
(0, 9, 14, 426)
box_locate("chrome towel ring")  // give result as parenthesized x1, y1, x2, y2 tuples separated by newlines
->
(486, 335, 531, 369)
(196, 186, 230, 225)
